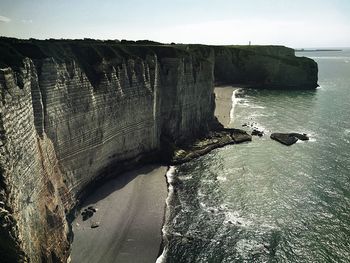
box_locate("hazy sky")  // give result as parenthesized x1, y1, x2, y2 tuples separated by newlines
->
(1, 0, 350, 47)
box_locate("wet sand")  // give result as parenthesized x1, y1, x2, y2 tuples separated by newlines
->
(70, 165, 167, 263)
(214, 86, 236, 127)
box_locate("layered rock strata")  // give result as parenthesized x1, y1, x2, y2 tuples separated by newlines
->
(0, 38, 318, 262)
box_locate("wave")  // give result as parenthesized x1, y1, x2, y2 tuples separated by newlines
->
(156, 166, 176, 263)
(229, 89, 242, 125)
(224, 210, 251, 227)
(309, 56, 350, 60)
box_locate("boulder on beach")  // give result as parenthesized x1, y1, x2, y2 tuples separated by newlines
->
(81, 206, 98, 220)
(87, 206, 97, 212)
(91, 222, 100, 228)
(82, 210, 94, 221)
(270, 133, 309, 146)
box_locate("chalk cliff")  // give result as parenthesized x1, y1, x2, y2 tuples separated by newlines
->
(0, 38, 318, 262)
(214, 45, 318, 88)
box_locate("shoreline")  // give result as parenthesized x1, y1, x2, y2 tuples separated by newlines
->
(214, 85, 241, 128)
(70, 85, 242, 263)
(156, 86, 243, 262)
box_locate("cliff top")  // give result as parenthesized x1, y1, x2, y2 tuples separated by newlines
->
(0, 37, 295, 69)
(0, 37, 315, 88)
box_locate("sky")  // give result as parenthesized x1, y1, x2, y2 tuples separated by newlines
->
(1, 0, 350, 48)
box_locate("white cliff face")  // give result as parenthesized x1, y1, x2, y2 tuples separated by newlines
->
(0, 50, 216, 262)
(38, 55, 161, 196)
(0, 59, 72, 262)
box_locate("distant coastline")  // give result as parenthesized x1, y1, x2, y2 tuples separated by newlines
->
(295, 48, 342, 52)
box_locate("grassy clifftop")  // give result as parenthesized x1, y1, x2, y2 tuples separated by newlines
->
(0, 37, 318, 89)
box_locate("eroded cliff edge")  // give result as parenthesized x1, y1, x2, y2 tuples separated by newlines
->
(0, 38, 318, 262)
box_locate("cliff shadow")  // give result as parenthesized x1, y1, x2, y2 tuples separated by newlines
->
(77, 164, 164, 208)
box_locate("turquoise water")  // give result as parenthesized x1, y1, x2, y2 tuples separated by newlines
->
(159, 50, 350, 262)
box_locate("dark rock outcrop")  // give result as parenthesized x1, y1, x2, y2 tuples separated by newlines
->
(271, 133, 309, 146)
(170, 128, 252, 165)
(0, 38, 318, 262)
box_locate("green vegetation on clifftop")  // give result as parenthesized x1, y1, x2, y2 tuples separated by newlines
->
(0, 37, 318, 89)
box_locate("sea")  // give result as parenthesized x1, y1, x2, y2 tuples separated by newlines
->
(158, 49, 350, 263)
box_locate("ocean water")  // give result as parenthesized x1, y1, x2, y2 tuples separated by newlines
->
(159, 49, 350, 263)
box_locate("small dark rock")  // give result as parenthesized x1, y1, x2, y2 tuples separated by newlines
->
(81, 210, 94, 221)
(251, 129, 264, 137)
(242, 123, 248, 127)
(87, 206, 97, 212)
(91, 221, 100, 228)
(270, 133, 298, 146)
(227, 128, 252, 143)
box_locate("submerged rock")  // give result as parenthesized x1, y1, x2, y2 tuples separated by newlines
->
(251, 129, 264, 137)
(270, 133, 309, 146)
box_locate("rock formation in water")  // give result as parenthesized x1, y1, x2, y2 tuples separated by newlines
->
(271, 132, 310, 145)
(0, 38, 318, 262)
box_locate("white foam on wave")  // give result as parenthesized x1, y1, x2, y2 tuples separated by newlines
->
(239, 101, 251, 108)
(250, 105, 266, 109)
(229, 89, 242, 125)
(238, 99, 265, 110)
(308, 137, 317, 142)
(236, 239, 267, 258)
(306, 131, 317, 142)
(224, 210, 251, 227)
(156, 166, 176, 263)
(217, 175, 227, 182)
(155, 250, 166, 263)
(309, 56, 350, 60)
(179, 175, 193, 181)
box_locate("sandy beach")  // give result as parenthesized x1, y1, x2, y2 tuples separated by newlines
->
(70, 165, 167, 263)
(70, 87, 237, 263)
(214, 86, 237, 127)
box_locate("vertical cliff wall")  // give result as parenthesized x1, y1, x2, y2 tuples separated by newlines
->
(0, 39, 217, 262)
(214, 45, 318, 88)
(0, 60, 72, 262)
(0, 38, 317, 262)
